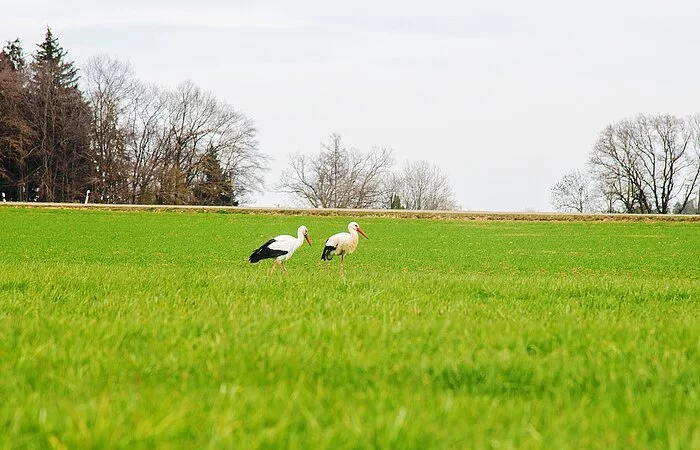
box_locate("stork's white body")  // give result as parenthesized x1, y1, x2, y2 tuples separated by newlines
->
(321, 222, 368, 273)
(249, 225, 311, 274)
(268, 232, 307, 262)
(324, 229, 360, 257)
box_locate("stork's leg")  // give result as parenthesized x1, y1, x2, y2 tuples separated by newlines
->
(282, 260, 288, 274)
(269, 260, 278, 275)
(340, 255, 345, 274)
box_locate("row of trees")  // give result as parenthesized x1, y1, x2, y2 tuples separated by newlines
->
(0, 29, 267, 205)
(1, 28, 457, 209)
(278, 133, 457, 210)
(552, 114, 700, 214)
(0, 32, 90, 203)
(82, 56, 266, 205)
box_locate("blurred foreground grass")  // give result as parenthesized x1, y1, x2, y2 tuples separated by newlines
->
(0, 207, 699, 449)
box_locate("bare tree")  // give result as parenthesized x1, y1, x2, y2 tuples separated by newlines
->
(3, 31, 266, 205)
(589, 114, 700, 214)
(683, 114, 700, 213)
(0, 39, 33, 201)
(278, 133, 393, 208)
(550, 169, 599, 213)
(122, 82, 169, 203)
(390, 160, 457, 210)
(214, 106, 267, 204)
(154, 81, 266, 204)
(83, 55, 137, 202)
(82, 63, 269, 205)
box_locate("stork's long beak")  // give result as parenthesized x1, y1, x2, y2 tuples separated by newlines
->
(305, 234, 312, 246)
(357, 227, 368, 239)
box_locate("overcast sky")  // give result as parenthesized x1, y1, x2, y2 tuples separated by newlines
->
(5, 0, 700, 210)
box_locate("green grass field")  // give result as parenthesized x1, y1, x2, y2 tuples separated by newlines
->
(1, 207, 699, 449)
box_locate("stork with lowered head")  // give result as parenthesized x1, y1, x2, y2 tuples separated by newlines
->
(249, 225, 311, 274)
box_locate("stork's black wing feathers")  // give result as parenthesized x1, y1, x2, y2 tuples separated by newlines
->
(249, 239, 288, 263)
(321, 245, 337, 261)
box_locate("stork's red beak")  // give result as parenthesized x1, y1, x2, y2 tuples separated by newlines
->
(305, 234, 312, 246)
(357, 227, 368, 239)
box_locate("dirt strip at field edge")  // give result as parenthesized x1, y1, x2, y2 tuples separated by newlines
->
(2, 202, 700, 222)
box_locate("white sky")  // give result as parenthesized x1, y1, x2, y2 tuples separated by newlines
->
(4, 0, 700, 211)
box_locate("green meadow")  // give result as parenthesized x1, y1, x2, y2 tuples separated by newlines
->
(0, 207, 699, 449)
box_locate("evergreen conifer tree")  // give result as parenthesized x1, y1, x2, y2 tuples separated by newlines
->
(1, 39, 26, 71)
(193, 147, 235, 205)
(390, 193, 404, 209)
(34, 27, 78, 89)
(27, 27, 92, 202)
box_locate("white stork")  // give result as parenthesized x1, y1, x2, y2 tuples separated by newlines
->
(249, 225, 311, 274)
(321, 221, 368, 273)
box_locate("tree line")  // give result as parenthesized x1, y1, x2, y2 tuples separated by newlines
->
(0, 28, 266, 205)
(552, 114, 700, 214)
(1, 28, 456, 209)
(278, 133, 456, 210)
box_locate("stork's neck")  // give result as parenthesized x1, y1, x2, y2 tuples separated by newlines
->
(295, 230, 306, 249)
(348, 228, 359, 241)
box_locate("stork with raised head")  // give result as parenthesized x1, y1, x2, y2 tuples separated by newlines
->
(321, 221, 368, 273)
(249, 225, 311, 274)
